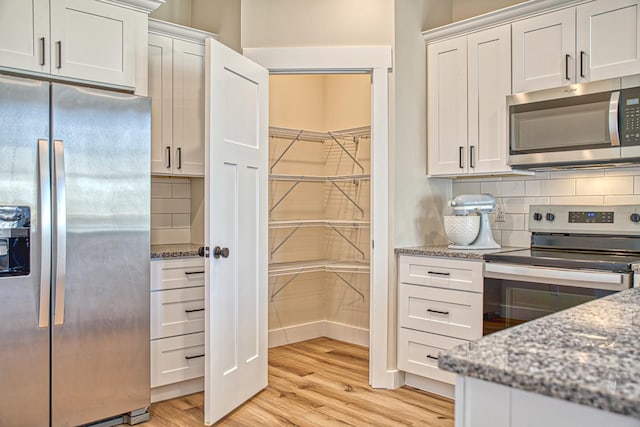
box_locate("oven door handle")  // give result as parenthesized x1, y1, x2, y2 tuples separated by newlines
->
(484, 263, 631, 290)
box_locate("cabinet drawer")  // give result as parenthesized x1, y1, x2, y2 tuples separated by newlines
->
(398, 328, 465, 384)
(399, 284, 482, 340)
(399, 255, 482, 292)
(151, 287, 205, 339)
(151, 258, 205, 291)
(151, 332, 205, 388)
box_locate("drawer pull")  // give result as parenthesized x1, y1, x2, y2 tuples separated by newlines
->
(185, 354, 205, 360)
(185, 308, 205, 313)
(185, 271, 205, 275)
(428, 271, 450, 276)
(427, 309, 450, 316)
(426, 355, 439, 361)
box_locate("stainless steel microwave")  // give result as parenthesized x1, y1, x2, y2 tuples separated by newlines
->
(508, 77, 640, 169)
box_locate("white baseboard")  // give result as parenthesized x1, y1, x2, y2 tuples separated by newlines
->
(269, 321, 369, 348)
(404, 372, 455, 399)
(151, 377, 204, 403)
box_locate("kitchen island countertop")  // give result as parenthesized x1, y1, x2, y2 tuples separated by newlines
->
(395, 245, 523, 260)
(439, 287, 640, 419)
(151, 244, 202, 259)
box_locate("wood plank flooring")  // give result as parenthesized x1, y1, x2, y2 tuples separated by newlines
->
(146, 337, 454, 426)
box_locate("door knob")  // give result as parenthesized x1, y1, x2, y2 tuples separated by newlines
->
(213, 246, 230, 259)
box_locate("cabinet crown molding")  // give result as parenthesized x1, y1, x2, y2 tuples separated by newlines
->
(104, 0, 165, 13)
(149, 18, 218, 44)
(422, 0, 589, 43)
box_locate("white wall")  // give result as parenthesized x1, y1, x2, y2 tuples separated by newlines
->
(241, 0, 394, 48)
(452, 0, 526, 21)
(150, 0, 192, 26)
(453, 168, 640, 247)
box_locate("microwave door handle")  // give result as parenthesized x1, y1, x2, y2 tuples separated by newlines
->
(609, 91, 621, 147)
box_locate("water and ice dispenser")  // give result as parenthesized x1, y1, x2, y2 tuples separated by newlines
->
(0, 206, 30, 277)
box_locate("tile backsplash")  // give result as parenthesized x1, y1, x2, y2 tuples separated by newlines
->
(452, 167, 640, 247)
(151, 177, 192, 245)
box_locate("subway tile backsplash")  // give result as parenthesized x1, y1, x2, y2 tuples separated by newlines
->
(452, 166, 640, 247)
(151, 177, 192, 245)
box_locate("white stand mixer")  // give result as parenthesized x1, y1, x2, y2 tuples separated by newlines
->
(448, 194, 501, 250)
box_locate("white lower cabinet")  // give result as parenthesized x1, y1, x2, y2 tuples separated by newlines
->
(150, 258, 205, 402)
(397, 255, 483, 391)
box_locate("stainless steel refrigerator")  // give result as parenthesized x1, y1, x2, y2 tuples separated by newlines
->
(0, 74, 151, 426)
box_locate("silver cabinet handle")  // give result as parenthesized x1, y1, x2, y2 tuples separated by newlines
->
(609, 91, 621, 147)
(40, 37, 45, 66)
(53, 140, 66, 326)
(459, 146, 464, 169)
(177, 147, 182, 170)
(469, 145, 476, 169)
(56, 41, 62, 69)
(580, 51, 586, 78)
(38, 139, 51, 328)
(565, 54, 571, 81)
(165, 146, 171, 169)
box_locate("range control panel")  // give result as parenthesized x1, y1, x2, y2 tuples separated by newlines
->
(529, 205, 640, 235)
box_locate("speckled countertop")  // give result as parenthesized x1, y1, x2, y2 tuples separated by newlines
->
(439, 287, 640, 419)
(151, 244, 202, 259)
(395, 245, 523, 260)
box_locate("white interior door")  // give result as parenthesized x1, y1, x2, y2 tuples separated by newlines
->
(203, 38, 269, 425)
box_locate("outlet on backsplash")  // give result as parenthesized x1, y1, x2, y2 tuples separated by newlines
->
(495, 203, 505, 222)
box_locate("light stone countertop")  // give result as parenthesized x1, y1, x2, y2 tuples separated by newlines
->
(151, 244, 202, 259)
(439, 287, 640, 419)
(394, 245, 523, 260)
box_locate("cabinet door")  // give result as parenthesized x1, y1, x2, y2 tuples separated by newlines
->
(512, 8, 576, 93)
(149, 34, 174, 175)
(172, 40, 205, 176)
(0, 0, 49, 74)
(467, 25, 512, 174)
(427, 37, 468, 176)
(50, 0, 137, 88)
(577, 0, 640, 83)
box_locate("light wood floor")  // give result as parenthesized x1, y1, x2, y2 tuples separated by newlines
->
(146, 337, 454, 426)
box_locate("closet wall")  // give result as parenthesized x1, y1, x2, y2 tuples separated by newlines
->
(268, 74, 371, 347)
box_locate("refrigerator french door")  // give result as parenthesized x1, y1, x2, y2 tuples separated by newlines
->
(0, 75, 151, 427)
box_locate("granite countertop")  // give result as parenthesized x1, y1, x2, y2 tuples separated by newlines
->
(151, 243, 203, 259)
(439, 288, 640, 419)
(395, 245, 523, 260)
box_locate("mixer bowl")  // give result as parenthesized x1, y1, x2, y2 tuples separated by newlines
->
(444, 215, 480, 246)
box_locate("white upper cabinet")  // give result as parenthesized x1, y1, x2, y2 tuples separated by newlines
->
(0, 0, 50, 74)
(0, 0, 148, 89)
(428, 25, 511, 176)
(148, 19, 215, 177)
(467, 25, 512, 174)
(576, 0, 640, 83)
(513, 0, 640, 93)
(512, 8, 575, 93)
(427, 37, 468, 176)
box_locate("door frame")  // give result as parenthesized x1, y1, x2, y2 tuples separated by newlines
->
(243, 46, 393, 388)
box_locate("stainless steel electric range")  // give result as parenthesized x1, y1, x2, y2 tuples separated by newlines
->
(482, 205, 640, 336)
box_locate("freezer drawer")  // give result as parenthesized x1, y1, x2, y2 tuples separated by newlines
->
(399, 283, 483, 340)
(151, 332, 205, 388)
(399, 255, 483, 292)
(398, 328, 465, 384)
(151, 286, 205, 339)
(151, 258, 205, 291)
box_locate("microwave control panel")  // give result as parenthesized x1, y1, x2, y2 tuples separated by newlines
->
(621, 87, 640, 145)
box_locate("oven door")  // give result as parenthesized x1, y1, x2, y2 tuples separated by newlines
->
(483, 263, 631, 336)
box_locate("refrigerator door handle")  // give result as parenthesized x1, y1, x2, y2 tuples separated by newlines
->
(53, 139, 66, 326)
(38, 139, 51, 328)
